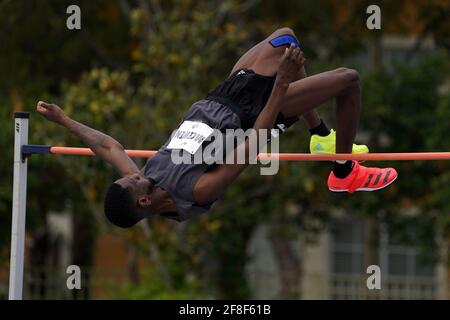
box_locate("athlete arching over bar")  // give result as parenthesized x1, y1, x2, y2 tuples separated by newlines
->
(37, 28, 398, 227)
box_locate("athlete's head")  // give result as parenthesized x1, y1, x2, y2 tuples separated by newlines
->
(104, 173, 154, 228)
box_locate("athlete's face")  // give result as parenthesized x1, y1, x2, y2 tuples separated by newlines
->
(114, 174, 153, 209)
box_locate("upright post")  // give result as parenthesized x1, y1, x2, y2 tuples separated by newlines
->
(9, 112, 29, 300)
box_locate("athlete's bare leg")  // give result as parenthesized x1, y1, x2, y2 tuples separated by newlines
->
(282, 69, 361, 153)
(231, 27, 360, 153)
(229, 27, 398, 192)
(231, 28, 322, 129)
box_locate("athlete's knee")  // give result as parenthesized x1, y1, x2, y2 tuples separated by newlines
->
(335, 67, 360, 84)
(273, 27, 295, 36)
(269, 27, 300, 48)
(346, 68, 360, 83)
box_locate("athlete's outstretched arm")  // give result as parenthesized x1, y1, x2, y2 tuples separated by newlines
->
(194, 45, 305, 205)
(36, 101, 140, 177)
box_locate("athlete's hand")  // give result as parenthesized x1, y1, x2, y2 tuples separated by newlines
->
(276, 43, 306, 86)
(36, 101, 68, 125)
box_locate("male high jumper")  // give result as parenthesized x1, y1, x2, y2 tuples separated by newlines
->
(37, 28, 397, 227)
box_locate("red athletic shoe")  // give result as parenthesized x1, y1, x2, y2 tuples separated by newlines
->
(328, 161, 398, 193)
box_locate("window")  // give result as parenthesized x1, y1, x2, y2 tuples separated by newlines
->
(329, 219, 437, 299)
(331, 220, 365, 274)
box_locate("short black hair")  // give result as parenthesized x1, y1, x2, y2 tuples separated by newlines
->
(104, 183, 141, 228)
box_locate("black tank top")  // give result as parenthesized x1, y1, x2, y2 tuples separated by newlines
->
(144, 69, 276, 222)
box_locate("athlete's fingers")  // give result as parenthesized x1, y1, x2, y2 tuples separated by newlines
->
(285, 43, 295, 58)
(289, 49, 299, 68)
(296, 51, 305, 66)
(37, 101, 50, 109)
(288, 50, 297, 67)
(294, 48, 302, 62)
(290, 47, 298, 61)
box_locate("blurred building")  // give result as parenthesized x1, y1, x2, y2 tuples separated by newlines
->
(246, 218, 449, 299)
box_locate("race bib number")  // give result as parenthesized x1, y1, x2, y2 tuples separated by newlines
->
(167, 120, 214, 155)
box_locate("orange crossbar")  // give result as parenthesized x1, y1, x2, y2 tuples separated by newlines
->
(49, 147, 450, 161)
(50, 147, 157, 158)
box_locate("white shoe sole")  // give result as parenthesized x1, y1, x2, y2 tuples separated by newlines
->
(329, 175, 397, 193)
